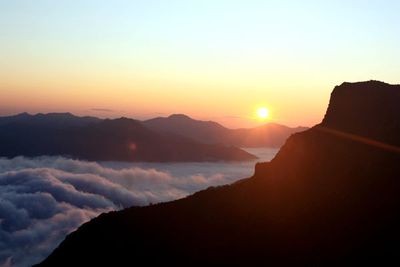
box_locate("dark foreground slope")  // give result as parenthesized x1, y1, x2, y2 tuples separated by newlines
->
(0, 113, 256, 162)
(144, 114, 307, 147)
(38, 81, 400, 266)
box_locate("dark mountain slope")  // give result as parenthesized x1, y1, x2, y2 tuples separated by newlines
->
(144, 114, 307, 147)
(38, 81, 400, 266)
(0, 112, 101, 128)
(0, 113, 256, 162)
(144, 114, 231, 144)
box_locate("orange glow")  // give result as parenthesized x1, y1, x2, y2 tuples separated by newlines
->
(316, 126, 400, 154)
(128, 143, 137, 151)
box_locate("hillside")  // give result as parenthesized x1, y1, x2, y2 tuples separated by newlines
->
(0, 113, 256, 162)
(38, 81, 400, 266)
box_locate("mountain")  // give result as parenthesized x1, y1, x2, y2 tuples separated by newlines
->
(0, 112, 101, 127)
(144, 114, 307, 147)
(37, 80, 400, 266)
(229, 123, 308, 147)
(143, 114, 231, 144)
(0, 113, 256, 162)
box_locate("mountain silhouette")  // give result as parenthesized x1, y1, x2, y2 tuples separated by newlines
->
(37, 81, 400, 266)
(144, 114, 307, 147)
(0, 112, 101, 128)
(0, 113, 256, 162)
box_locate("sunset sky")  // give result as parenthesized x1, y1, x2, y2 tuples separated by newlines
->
(1, 0, 399, 128)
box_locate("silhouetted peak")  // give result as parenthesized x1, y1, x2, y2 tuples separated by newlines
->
(321, 81, 400, 142)
(168, 114, 192, 120)
(1, 112, 80, 122)
(338, 80, 391, 88)
(166, 114, 226, 128)
(105, 117, 136, 124)
(14, 112, 31, 118)
(34, 112, 77, 119)
(101, 117, 144, 130)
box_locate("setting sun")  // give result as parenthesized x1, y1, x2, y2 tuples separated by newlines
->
(257, 107, 269, 120)
(2, 1, 400, 265)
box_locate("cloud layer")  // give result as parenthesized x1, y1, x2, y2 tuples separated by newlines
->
(0, 155, 273, 267)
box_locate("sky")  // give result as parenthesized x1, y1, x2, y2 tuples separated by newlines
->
(0, 0, 399, 128)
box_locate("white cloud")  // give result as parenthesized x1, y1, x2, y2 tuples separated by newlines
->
(0, 156, 265, 267)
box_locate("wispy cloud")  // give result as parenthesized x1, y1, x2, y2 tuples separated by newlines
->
(91, 108, 115, 112)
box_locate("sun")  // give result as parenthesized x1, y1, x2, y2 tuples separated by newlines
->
(257, 107, 269, 119)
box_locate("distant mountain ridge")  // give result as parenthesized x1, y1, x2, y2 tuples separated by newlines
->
(37, 81, 400, 266)
(0, 111, 305, 162)
(0, 112, 101, 128)
(144, 114, 307, 147)
(0, 113, 256, 162)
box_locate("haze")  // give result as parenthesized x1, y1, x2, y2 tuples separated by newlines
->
(1, 0, 399, 128)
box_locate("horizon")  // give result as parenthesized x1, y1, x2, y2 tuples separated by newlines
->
(1, 1, 400, 128)
(0, 110, 310, 129)
(2, 2, 400, 266)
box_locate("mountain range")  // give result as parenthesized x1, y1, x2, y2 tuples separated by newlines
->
(144, 114, 307, 147)
(37, 81, 400, 266)
(0, 112, 305, 162)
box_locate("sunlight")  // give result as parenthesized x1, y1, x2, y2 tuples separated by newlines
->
(257, 107, 269, 120)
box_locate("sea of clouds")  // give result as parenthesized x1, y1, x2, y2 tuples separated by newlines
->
(0, 148, 278, 267)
